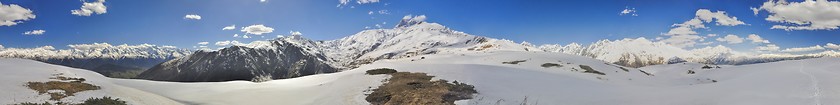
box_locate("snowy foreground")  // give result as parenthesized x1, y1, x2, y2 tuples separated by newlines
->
(2, 51, 840, 105)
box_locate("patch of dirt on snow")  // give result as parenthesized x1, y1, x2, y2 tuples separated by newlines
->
(25, 74, 101, 101)
(365, 69, 477, 105)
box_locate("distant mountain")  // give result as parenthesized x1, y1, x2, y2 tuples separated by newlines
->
(538, 38, 840, 67)
(0, 43, 191, 78)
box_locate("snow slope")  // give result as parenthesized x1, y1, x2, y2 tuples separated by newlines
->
(4, 51, 840, 105)
(116, 51, 840, 105)
(0, 58, 181, 105)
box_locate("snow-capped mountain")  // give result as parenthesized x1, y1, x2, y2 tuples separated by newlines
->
(0, 43, 191, 78)
(538, 38, 840, 67)
(138, 15, 540, 82)
(137, 36, 339, 82)
(318, 15, 538, 68)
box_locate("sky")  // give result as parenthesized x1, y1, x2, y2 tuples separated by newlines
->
(0, 0, 838, 54)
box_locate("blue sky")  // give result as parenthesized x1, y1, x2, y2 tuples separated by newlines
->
(0, 0, 838, 53)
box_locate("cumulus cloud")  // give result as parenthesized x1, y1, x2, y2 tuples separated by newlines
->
(23, 30, 45, 35)
(240, 24, 274, 35)
(781, 45, 825, 53)
(752, 0, 840, 30)
(71, 0, 107, 16)
(695, 9, 746, 26)
(707, 34, 718, 37)
(620, 7, 638, 16)
(184, 14, 202, 20)
(660, 9, 745, 48)
(746, 34, 770, 43)
(826, 43, 840, 50)
(290, 31, 302, 36)
(242, 34, 251, 38)
(233, 34, 240, 38)
(0, 2, 36, 26)
(222, 25, 235, 30)
(716, 34, 744, 44)
(215, 41, 231, 46)
(754, 44, 780, 52)
(197, 42, 209, 45)
(260, 0, 267, 3)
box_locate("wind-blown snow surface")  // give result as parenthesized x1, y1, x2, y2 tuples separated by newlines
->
(66, 51, 840, 105)
(0, 58, 181, 105)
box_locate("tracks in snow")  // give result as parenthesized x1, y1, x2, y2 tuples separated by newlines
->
(798, 61, 822, 105)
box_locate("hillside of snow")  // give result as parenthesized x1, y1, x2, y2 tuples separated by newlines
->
(0, 58, 181, 105)
(3, 51, 837, 104)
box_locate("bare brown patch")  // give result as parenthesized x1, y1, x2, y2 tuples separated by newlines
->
(366, 71, 477, 105)
(25, 74, 101, 101)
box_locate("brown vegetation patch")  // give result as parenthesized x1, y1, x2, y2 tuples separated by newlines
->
(502, 60, 527, 64)
(540, 63, 562, 68)
(366, 71, 477, 105)
(366, 68, 398, 75)
(25, 74, 101, 101)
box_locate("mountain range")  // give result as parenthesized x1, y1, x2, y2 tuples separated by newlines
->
(0, 43, 191, 78)
(2, 15, 838, 82)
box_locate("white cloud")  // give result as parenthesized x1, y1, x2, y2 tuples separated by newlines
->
(260, 0, 267, 3)
(71, 0, 107, 16)
(707, 34, 718, 37)
(233, 34, 240, 38)
(289, 31, 302, 36)
(660, 9, 745, 48)
(222, 25, 236, 30)
(781, 45, 825, 53)
(746, 34, 770, 43)
(243, 34, 251, 38)
(660, 35, 703, 48)
(753, 0, 840, 31)
(695, 9, 746, 26)
(338, 0, 381, 6)
(377, 10, 390, 14)
(0, 2, 35, 26)
(23, 30, 45, 35)
(215, 41, 231, 46)
(197, 42, 209, 45)
(241, 24, 274, 35)
(184, 14, 202, 20)
(754, 44, 780, 52)
(368, 11, 373, 15)
(826, 43, 840, 50)
(715, 34, 744, 44)
(620, 7, 638, 16)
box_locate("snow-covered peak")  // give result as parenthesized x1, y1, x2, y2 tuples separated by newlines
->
(395, 15, 427, 28)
